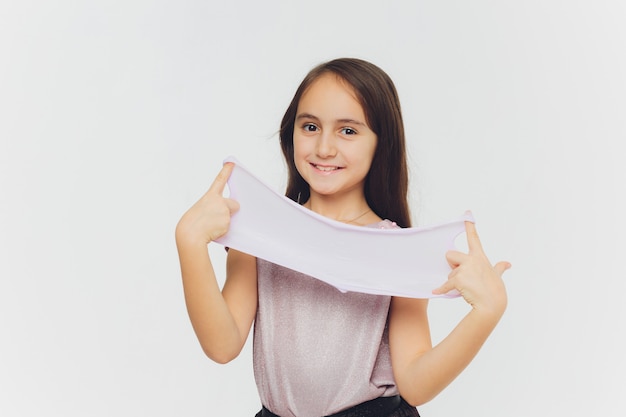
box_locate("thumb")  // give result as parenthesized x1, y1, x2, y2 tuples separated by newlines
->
(494, 261, 512, 277)
(225, 198, 240, 215)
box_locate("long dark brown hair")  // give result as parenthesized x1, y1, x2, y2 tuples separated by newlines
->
(279, 58, 411, 228)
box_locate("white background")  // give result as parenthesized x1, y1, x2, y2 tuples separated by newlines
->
(1, 1, 625, 416)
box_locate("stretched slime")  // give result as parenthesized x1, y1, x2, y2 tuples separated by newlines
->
(215, 156, 472, 298)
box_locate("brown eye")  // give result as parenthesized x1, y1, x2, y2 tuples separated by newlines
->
(303, 123, 318, 132)
(340, 127, 356, 135)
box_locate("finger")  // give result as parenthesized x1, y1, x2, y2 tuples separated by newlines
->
(494, 261, 512, 277)
(464, 215, 484, 254)
(432, 279, 454, 295)
(224, 198, 240, 214)
(208, 162, 235, 195)
(445, 250, 467, 268)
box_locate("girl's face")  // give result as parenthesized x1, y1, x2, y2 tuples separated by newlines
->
(293, 74, 377, 202)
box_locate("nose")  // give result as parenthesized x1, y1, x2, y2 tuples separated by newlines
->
(316, 131, 337, 158)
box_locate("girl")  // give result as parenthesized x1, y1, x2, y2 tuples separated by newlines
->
(175, 58, 510, 417)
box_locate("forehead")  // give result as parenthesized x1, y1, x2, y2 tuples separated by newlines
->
(297, 73, 364, 117)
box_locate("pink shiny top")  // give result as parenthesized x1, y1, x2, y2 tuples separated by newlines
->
(252, 221, 400, 417)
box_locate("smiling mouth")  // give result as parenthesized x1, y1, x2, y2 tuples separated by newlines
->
(311, 163, 342, 172)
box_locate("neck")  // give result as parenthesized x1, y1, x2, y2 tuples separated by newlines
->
(304, 192, 377, 225)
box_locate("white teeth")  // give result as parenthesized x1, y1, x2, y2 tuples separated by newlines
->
(314, 164, 339, 172)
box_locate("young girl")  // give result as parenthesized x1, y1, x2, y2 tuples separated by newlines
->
(175, 58, 510, 417)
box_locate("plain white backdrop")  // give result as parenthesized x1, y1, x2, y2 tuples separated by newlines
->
(1, 1, 624, 416)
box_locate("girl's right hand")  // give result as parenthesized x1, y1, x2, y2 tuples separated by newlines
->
(175, 162, 240, 245)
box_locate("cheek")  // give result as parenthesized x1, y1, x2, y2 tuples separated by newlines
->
(293, 146, 304, 170)
(292, 134, 306, 154)
(360, 143, 377, 174)
(364, 139, 378, 164)
(292, 137, 308, 171)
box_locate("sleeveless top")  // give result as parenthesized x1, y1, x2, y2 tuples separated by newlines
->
(253, 220, 400, 417)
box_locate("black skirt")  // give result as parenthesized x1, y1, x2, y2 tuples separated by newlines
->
(255, 396, 420, 417)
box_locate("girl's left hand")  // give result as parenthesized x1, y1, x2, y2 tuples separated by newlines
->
(432, 216, 511, 315)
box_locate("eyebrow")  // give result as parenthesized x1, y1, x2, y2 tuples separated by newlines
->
(295, 113, 366, 126)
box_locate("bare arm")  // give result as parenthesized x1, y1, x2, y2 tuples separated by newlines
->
(390, 218, 510, 405)
(175, 163, 258, 364)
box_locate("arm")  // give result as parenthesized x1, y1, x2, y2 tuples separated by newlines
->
(175, 163, 258, 364)
(389, 218, 510, 406)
